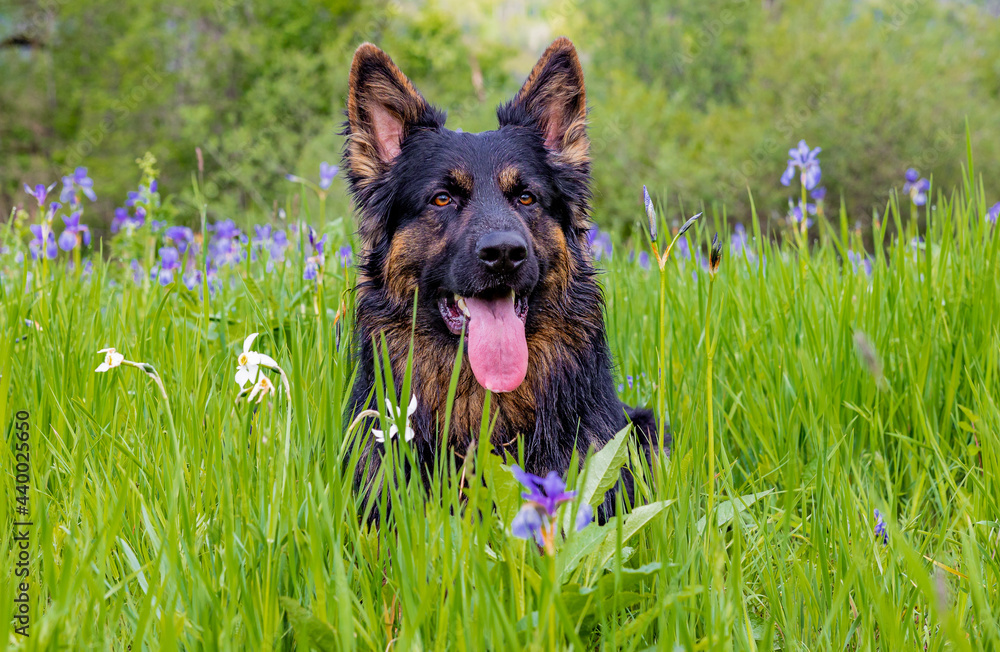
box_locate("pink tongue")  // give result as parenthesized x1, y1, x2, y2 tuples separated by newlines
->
(465, 294, 528, 393)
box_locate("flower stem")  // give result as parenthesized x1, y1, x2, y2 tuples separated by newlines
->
(657, 261, 668, 452)
(705, 277, 716, 532)
(276, 366, 293, 494)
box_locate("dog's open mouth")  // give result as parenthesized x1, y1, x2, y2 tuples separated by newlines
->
(438, 289, 529, 393)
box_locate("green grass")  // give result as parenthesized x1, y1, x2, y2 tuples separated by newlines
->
(1, 172, 999, 651)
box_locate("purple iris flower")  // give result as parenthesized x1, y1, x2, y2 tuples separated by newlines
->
(637, 250, 650, 270)
(988, 202, 1000, 224)
(150, 179, 158, 194)
(165, 226, 195, 253)
(903, 169, 930, 206)
(252, 224, 289, 268)
(511, 505, 545, 546)
(111, 207, 143, 234)
(253, 224, 274, 243)
(24, 182, 56, 207)
(308, 227, 327, 255)
(337, 244, 353, 267)
(211, 220, 243, 241)
(130, 260, 145, 284)
(675, 236, 692, 260)
(587, 227, 613, 261)
(510, 465, 592, 552)
(57, 211, 91, 251)
(153, 246, 181, 285)
(512, 465, 577, 516)
(271, 230, 289, 257)
(780, 140, 822, 190)
(319, 162, 339, 190)
(303, 259, 320, 281)
(125, 187, 144, 208)
(847, 249, 873, 276)
(206, 220, 247, 268)
(789, 200, 816, 228)
(182, 269, 202, 291)
(29, 224, 58, 260)
(60, 167, 97, 204)
(873, 508, 888, 546)
(150, 220, 165, 232)
(811, 186, 827, 201)
(731, 223, 748, 253)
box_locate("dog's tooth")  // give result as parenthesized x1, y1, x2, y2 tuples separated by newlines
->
(509, 289, 516, 302)
(457, 297, 470, 317)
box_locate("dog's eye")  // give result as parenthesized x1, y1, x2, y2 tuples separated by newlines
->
(432, 192, 452, 207)
(518, 192, 535, 206)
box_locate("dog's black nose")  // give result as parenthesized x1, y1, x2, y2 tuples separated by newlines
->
(476, 231, 528, 273)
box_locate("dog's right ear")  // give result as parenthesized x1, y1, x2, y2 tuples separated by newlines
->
(345, 44, 440, 185)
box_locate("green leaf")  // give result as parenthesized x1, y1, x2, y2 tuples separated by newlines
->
(280, 596, 338, 652)
(596, 500, 673, 568)
(696, 490, 773, 534)
(481, 453, 522, 527)
(577, 424, 632, 508)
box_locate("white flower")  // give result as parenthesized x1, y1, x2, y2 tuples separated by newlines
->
(95, 348, 125, 372)
(235, 333, 279, 388)
(247, 375, 275, 403)
(371, 394, 418, 443)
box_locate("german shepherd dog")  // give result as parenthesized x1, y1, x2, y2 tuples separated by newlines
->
(343, 38, 659, 519)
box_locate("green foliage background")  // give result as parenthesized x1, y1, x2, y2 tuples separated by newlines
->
(2, 0, 1000, 234)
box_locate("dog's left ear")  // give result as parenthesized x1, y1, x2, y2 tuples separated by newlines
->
(498, 37, 588, 165)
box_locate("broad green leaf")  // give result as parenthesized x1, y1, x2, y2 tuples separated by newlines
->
(280, 596, 338, 652)
(696, 490, 773, 534)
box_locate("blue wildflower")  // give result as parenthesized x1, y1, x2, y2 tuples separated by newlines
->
(873, 508, 888, 546)
(57, 212, 91, 251)
(165, 226, 195, 253)
(510, 465, 591, 554)
(789, 199, 816, 228)
(24, 182, 57, 208)
(987, 202, 999, 224)
(642, 185, 657, 243)
(130, 260, 145, 284)
(587, 227, 613, 261)
(903, 169, 930, 206)
(153, 246, 181, 285)
(781, 140, 822, 190)
(60, 167, 97, 204)
(320, 162, 339, 190)
(511, 505, 545, 547)
(308, 227, 327, 255)
(847, 249, 872, 276)
(337, 244, 353, 268)
(29, 224, 58, 260)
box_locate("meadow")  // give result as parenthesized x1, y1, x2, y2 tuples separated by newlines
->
(2, 139, 1000, 651)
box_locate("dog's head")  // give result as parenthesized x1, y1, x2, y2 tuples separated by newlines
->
(344, 38, 597, 395)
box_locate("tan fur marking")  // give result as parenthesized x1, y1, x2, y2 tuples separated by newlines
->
(498, 166, 521, 194)
(383, 217, 446, 301)
(450, 169, 473, 194)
